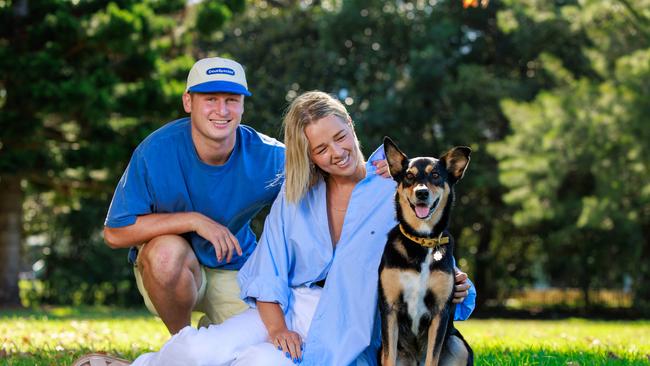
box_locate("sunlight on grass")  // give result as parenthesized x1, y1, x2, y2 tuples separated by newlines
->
(0, 307, 170, 365)
(457, 319, 650, 365)
(1, 308, 649, 365)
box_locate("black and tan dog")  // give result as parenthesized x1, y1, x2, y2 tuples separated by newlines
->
(378, 137, 473, 366)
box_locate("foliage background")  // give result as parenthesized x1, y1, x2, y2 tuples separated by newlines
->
(1, 0, 649, 315)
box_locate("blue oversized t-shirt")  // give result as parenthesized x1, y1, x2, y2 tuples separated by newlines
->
(104, 117, 285, 270)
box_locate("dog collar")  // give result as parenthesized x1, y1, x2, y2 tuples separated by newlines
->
(399, 225, 450, 248)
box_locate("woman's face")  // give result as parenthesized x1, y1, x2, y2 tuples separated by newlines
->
(304, 114, 362, 179)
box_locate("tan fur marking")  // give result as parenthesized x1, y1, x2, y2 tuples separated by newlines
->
(382, 311, 399, 366)
(399, 192, 424, 232)
(428, 269, 454, 311)
(380, 268, 405, 307)
(424, 314, 443, 366)
(425, 164, 434, 174)
(426, 184, 450, 229)
(380, 268, 406, 366)
(407, 166, 419, 176)
(394, 238, 409, 259)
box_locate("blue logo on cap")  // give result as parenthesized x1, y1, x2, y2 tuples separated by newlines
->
(206, 67, 235, 76)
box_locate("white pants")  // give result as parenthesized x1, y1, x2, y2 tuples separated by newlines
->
(132, 286, 322, 366)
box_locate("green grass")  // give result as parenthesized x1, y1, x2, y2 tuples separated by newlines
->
(456, 319, 650, 365)
(1, 307, 649, 365)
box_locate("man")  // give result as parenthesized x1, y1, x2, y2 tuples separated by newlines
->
(104, 56, 285, 334)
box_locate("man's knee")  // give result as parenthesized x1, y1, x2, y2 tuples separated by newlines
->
(138, 235, 198, 287)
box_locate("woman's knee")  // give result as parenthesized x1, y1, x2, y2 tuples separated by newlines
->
(156, 326, 238, 366)
(168, 312, 268, 365)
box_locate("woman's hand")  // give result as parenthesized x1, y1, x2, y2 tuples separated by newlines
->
(257, 301, 303, 363)
(269, 328, 303, 363)
(453, 267, 471, 304)
(373, 159, 391, 178)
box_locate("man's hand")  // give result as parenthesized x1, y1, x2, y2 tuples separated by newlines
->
(453, 267, 471, 304)
(269, 328, 303, 363)
(191, 213, 242, 262)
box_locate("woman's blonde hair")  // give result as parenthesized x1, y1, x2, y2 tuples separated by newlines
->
(283, 91, 363, 203)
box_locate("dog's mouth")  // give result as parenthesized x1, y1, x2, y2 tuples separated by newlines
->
(410, 197, 440, 219)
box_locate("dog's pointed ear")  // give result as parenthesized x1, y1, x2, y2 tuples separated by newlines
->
(440, 146, 471, 184)
(384, 136, 408, 181)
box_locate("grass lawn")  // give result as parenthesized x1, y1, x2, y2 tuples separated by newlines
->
(1, 307, 649, 365)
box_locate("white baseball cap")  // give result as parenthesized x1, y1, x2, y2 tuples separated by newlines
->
(186, 57, 252, 96)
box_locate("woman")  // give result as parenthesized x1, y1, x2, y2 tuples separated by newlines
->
(127, 91, 475, 366)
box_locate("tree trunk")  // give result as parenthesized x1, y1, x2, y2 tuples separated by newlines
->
(0, 175, 23, 306)
(474, 221, 493, 310)
(635, 221, 650, 311)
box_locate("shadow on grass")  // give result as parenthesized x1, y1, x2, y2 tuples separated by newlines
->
(0, 306, 152, 321)
(473, 305, 650, 320)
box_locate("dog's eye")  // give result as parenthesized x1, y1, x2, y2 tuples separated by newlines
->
(431, 172, 440, 179)
(406, 173, 415, 180)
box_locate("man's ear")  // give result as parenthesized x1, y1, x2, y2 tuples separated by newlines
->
(182, 92, 192, 113)
(440, 146, 471, 183)
(383, 136, 408, 181)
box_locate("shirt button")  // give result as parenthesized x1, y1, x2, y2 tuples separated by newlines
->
(371, 231, 375, 234)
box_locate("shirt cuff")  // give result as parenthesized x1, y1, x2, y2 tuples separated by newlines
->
(239, 275, 292, 312)
(104, 215, 137, 228)
(454, 278, 476, 321)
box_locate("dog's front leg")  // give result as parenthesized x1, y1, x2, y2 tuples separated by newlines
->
(381, 310, 399, 366)
(423, 314, 446, 366)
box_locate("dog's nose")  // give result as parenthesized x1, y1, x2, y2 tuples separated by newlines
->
(415, 189, 429, 200)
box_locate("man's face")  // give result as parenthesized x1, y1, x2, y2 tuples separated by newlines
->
(183, 92, 244, 145)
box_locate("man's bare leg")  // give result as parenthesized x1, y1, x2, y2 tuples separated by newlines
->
(138, 234, 202, 334)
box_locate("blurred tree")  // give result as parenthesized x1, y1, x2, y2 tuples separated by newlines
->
(489, 0, 650, 310)
(0, 0, 244, 306)
(214, 0, 650, 311)
(212, 0, 558, 307)
(3, 0, 646, 312)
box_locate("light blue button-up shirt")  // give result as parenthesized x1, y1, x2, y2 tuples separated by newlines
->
(238, 146, 476, 366)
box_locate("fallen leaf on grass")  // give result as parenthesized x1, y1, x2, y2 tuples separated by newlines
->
(0, 348, 7, 358)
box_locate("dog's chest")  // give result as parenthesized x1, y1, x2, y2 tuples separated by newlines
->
(398, 248, 453, 335)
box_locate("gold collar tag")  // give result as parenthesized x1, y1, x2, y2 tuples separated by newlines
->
(399, 225, 450, 248)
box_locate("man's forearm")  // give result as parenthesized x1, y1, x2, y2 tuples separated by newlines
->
(103, 212, 200, 248)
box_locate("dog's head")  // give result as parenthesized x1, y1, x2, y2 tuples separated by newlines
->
(383, 136, 471, 234)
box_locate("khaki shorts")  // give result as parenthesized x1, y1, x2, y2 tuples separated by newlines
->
(134, 264, 248, 326)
